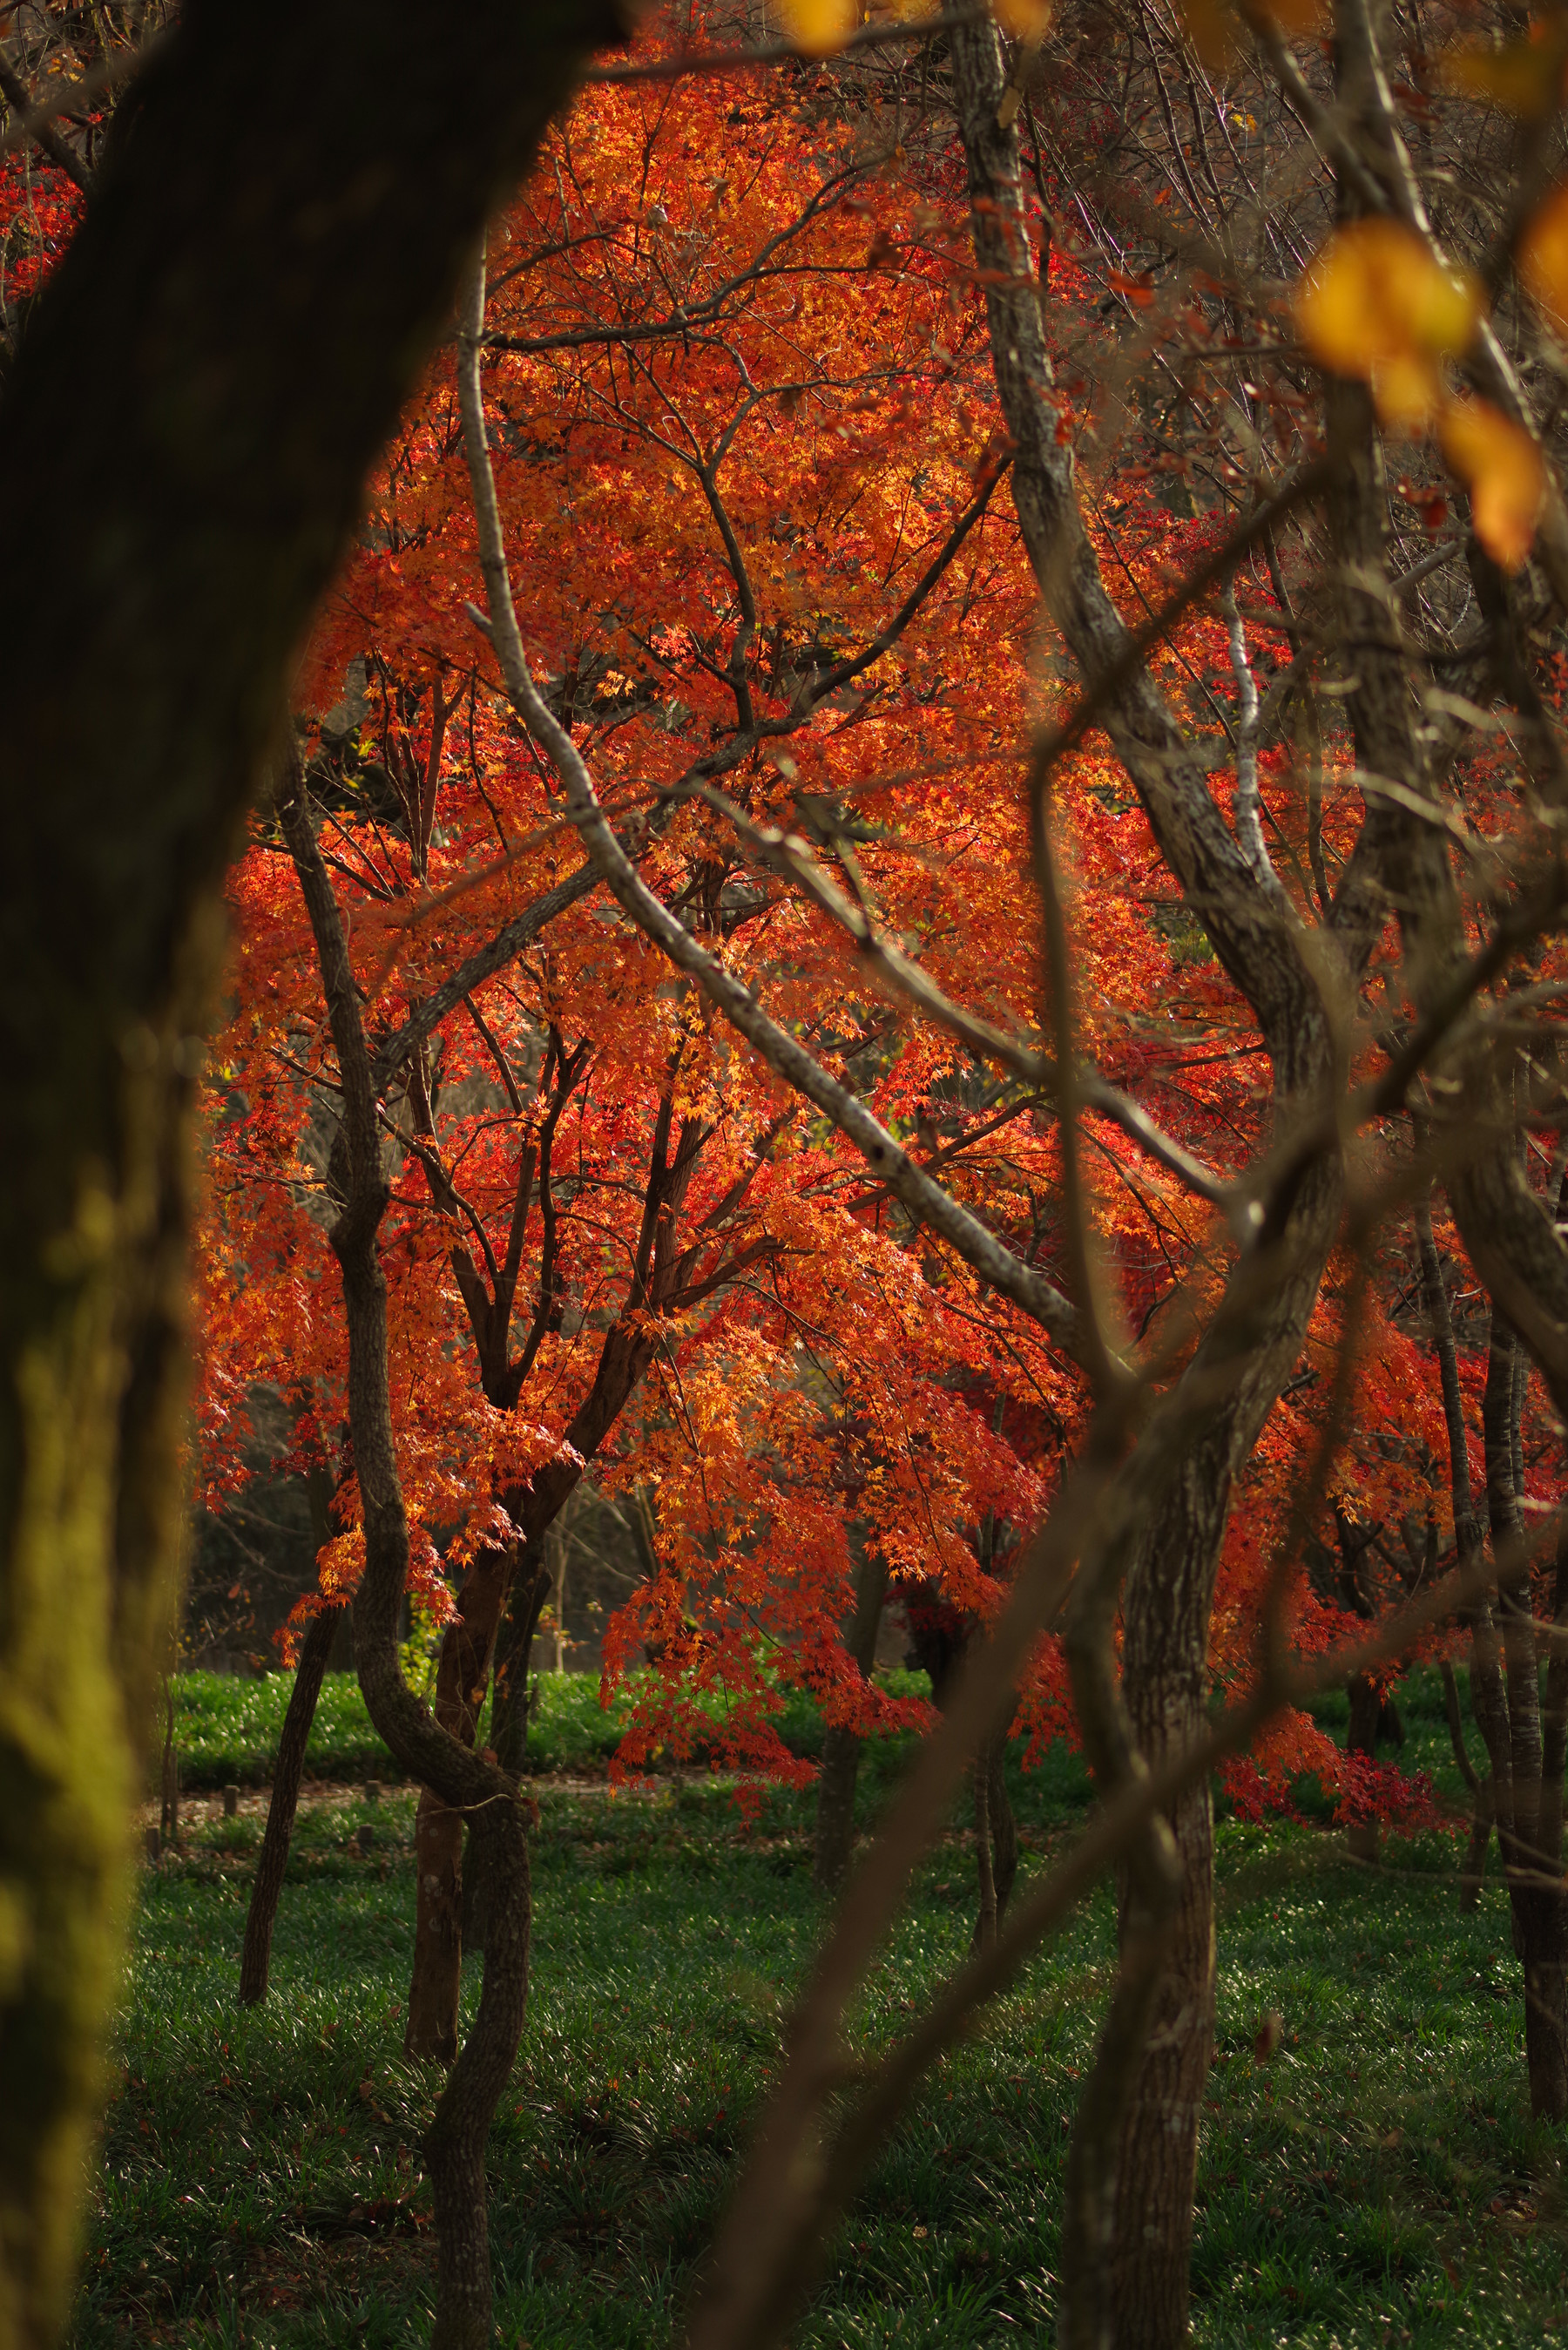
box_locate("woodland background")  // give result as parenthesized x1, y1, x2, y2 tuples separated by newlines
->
(4, 0, 1568, 2345)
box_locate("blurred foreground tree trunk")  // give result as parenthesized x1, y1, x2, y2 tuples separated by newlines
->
(0, 1, 617, 2336)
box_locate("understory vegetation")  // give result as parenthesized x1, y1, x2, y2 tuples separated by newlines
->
(83, 1679, 1565, 2349)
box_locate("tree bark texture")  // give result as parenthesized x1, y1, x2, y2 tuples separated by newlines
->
(239, 1602, 348, 2006)
(0, 4, 619, 2337)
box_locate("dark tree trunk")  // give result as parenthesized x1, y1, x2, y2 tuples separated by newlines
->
(1461, 1772, 1496, 1911)
(1438, 1660, 1492, 1908)
(239, 1602, 347, 2005)
(405, 1543, 510, 2065)
(986, 1736, 1018, 1920)
(973, 1750, 997, 1948)
(902, 1581, 1019, 1939)
(813, 1550, 888, 1895)
(463, 1552, 551, 1955)
(490, 1551, 551, 1778)
(1345, 1674, 1382, 1864)
(812, 1724, 864, 1897)
(0, 2, 620, 2329)
(1346, 1674, 1382, 1757)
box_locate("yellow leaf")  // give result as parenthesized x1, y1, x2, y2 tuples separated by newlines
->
(1294, 220, 1482, 386)
(776, 0, 855, 53)
(993, 0, 1052, 35)
(1439, 397, 1545, 571)
(1520, 178, 1568, 333)
(1443, 31, 1567, 118)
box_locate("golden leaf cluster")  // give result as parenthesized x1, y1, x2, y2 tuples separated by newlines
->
(1294, 219, 1544, 570)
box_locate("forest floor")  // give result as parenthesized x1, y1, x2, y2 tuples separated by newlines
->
(74, 1673, 1568, 2348)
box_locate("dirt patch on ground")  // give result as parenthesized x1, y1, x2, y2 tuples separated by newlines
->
(136, 1768, 728, 1834)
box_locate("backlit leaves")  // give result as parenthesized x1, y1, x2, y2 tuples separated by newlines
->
(1175, 0, 1325, 74)
(1438, 398, 1545, 573)
(992, 0, 1054, 37)
(1294, 220, 1479, 425)
(1295, 220, 1541, 568)
(1442, 20, 1568, 117)
(774, 0, 855, 55)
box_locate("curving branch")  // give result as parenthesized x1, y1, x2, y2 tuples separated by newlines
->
(456, 243, 1091, 1371)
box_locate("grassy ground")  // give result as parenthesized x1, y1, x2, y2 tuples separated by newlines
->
(167, 1668, 933, 1792)
(78, 1671, 1566, 2347)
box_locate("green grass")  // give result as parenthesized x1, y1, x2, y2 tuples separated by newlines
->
(167, 1667, 938, 1792)
(80, 1681, 1568, 2348)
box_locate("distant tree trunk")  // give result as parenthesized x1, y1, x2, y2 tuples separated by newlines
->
(490, 1546, 552, 1778)
(159, 1674, 180, 1848)
(1345, 1676, 1382, 1864)
(813, 1550, 888, 1895)
(549, 1520, 569, 1672)
(985, 1735, 1017, 1920)
(239, 1602, 347, 2004)
(1441, 1658, 1492, 1907)
(903, 1578, 1019, 1937)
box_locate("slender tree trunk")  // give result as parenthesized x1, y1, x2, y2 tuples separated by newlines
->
(463, 1556, 550, 1957)
(973, 1750, 997, 1948)
(1107, 1209, 1339, 2349)
(813, 1550, 888, 1894)
(1461, 1775, 1497, 1910)
(987, 1735, 1018, 1919)
(159, 1674, 180, 1848)
(284, 774, 555, 2350)
(406, 1540, 515, 2064)
(239, 1602, 347, 2004)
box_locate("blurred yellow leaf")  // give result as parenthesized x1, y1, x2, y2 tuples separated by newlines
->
(1439, 398, 1545, 570)
(993, 0, 1052, 33)
(776, 0, 855, 54)
(1177, 0, 1239, 70)
(1520, 178, 1568, 333)
(1372, 351, 1443, 432)
(1294, 220, 1482, 415)
(1257, 0, 1327, 30)
(1443, 28, 1568, 117)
